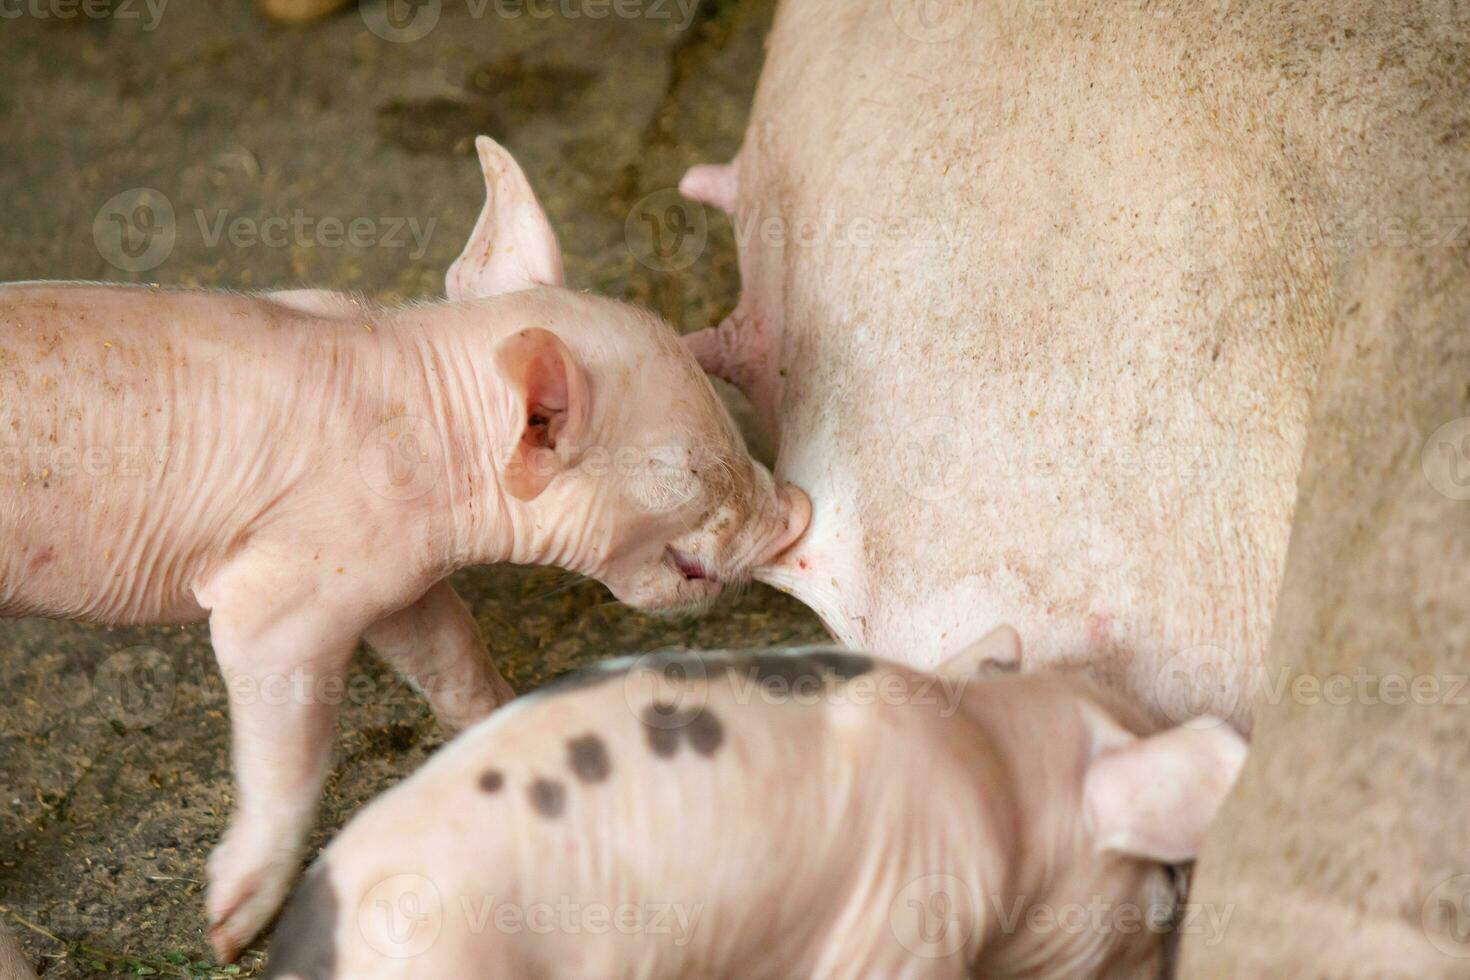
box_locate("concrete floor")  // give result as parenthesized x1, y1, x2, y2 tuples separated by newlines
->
(0, 1, 823, 974)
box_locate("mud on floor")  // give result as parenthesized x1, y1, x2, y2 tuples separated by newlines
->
(0, 1, 822, 975)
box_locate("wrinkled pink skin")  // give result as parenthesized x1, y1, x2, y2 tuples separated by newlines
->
(0, 923, 36, 980)
(681, 1, 1327, 732)
(0, 138, 808, 962)
(265, 633, 1244, 979)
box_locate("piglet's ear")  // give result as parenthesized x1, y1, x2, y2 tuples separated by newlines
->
(938, 624, 1022, 677)
(494, 328, 588, 501)
(447, 136, 565, 301)
(1081, 717, 1248, 864)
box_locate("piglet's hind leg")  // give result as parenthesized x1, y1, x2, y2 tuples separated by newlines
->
(363, 579, 516, 731)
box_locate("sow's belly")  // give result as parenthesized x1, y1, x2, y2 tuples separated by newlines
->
(764, 356, 1295, 734)
(738, 1, 1328, 732)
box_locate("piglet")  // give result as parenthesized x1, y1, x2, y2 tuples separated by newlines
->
(0, 136, 809, 960)
(264, 629, 1245, 979)
(0, 924, 36, 980)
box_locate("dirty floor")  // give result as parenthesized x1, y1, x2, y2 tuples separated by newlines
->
(0, 1, 824, 975)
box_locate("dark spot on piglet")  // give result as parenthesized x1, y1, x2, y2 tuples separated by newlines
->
(746, 654, 820, 689)
(478, 769, 504, 793)
(641, 703, 684, 758)
(806, 651, 874, 680)
(567, 734, 611, 783)
(640, 703, 724, 758)
(687, 710, 724, 756)
(262, 862, 338, 980)
(528, 778, 566, 818)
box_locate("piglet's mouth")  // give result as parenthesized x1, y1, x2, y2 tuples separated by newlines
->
(666, 548, 720, 584)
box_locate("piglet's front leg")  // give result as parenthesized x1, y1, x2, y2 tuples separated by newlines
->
(202, 589, 363, 963)
(363, 579, 515, 731)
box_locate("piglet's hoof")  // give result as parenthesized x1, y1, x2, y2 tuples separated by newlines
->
(206, 833, 299, 963)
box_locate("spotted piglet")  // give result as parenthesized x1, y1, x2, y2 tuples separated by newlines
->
(264, 630, 1244, 979)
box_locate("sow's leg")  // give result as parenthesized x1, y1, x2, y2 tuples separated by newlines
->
(1180, 248, 1470, 977)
